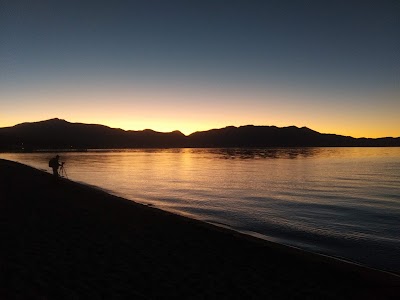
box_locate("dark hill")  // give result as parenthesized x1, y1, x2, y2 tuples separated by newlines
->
(0, 119, 186, 150)
(0, 119, 399, 150)
(187, 125, 400, 147)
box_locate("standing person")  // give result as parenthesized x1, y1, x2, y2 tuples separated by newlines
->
(49, 155, 62, 177)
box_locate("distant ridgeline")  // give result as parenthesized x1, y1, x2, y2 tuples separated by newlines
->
(0, 118, 399, 151)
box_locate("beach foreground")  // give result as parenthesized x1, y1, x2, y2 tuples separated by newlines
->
(0, 159, 399, 299)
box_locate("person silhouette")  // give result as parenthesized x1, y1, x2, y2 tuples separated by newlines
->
(49, 155, 62, 177)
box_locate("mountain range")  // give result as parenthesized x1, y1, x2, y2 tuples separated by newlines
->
(0, 118, 399, 151)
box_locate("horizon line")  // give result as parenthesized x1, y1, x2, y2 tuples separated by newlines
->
(3, 118, 400, 140)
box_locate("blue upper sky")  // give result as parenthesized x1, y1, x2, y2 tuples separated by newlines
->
(1, 0, 399, 137)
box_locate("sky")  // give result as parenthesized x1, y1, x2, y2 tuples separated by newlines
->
(1, 0, 399, 137)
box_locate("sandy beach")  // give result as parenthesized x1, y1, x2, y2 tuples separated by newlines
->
(0, 158, 399, 299)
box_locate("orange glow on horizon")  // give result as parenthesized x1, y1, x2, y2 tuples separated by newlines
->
(1, 83, 399, 138)
(1, 114, 399, 139)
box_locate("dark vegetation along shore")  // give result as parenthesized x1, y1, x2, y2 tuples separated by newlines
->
(1, 118, 399, 151)
(1, 159, 399, 299)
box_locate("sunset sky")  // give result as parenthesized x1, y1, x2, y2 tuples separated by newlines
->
(1, 0, 399, 137)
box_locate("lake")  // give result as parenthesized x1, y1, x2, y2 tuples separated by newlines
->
(1, 147, 400, 274)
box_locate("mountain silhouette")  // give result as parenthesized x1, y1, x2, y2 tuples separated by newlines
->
(188, 125, 400, 147)
(0, 118, 399, 151)
(0, 118, 186, 150)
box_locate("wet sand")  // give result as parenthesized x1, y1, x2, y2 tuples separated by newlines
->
(0, 158, 399, 299)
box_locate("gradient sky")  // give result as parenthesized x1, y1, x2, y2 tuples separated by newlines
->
(1, 0, 399, 137)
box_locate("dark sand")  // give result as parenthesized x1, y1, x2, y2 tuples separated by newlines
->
(0, 159, 399, 299)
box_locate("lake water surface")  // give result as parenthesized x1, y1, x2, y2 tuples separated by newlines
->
(2, 147, 400, 274)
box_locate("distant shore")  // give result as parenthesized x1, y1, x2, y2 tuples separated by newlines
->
(1, 118, 399, 151)
(1, 159, 399, 298)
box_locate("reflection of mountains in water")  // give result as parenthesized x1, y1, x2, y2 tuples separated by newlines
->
(210, 148, 321, 160)
(0, 118, 399, 151)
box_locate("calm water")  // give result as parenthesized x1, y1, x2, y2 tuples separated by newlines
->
(1, 148, 400, 273)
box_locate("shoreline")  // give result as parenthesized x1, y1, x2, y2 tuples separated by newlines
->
(1, 145, 400, 156)
(10, 162, 400, 278)
(77, 179, 400, 278)
(1, 158, 399, 298)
